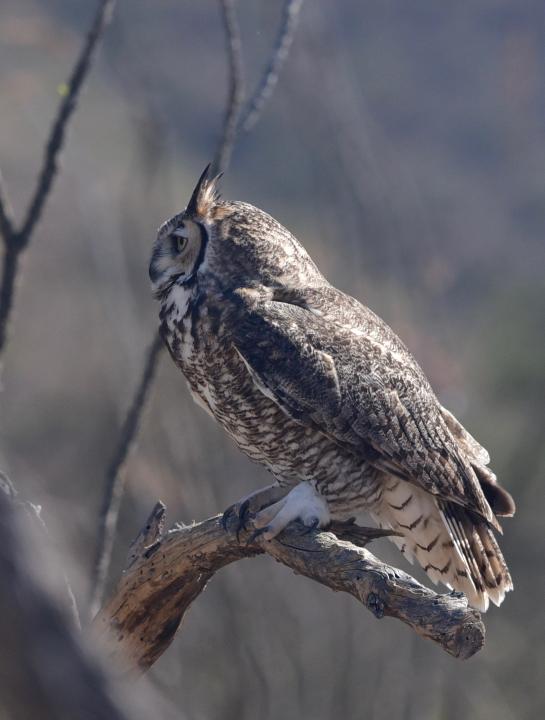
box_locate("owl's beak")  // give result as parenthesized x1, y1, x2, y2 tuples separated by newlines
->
(149, 235, 177, 287)
(149, 244, 164, 285)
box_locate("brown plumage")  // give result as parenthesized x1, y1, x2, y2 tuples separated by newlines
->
(149, 167, 515, 611)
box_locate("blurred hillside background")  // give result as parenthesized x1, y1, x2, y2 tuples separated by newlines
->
(0, 1, 544, 718)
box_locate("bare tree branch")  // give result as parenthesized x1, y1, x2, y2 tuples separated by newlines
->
(89, 332, 163, 620)
(0, 0, 116, 359)
(19, 0, 116, 244)
(212, 0, 245, 174)
(93, 503, 485, 675)
(240, 0, 305, 133)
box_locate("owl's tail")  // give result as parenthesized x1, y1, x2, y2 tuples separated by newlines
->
(372, 478, 513, 612)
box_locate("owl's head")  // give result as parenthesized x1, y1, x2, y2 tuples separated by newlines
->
(149, 165, 324, 300)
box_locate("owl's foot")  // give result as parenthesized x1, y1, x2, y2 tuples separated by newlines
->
(222, 483, 289, 540)
(248, 483, 331, 542)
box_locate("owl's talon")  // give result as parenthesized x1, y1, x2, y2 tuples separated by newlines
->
(221, 485, 289, 540)
(238, 499, 250, 525)
(221, 504, 235, 531)
(236, 500, 252, 541)
(221, 500, 253, 540)
(247, 526, 270, 545)
(302, 517, 321, 534)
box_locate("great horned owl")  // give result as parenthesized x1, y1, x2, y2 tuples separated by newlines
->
(149, 166, 515, 611)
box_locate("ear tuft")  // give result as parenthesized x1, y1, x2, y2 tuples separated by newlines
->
(186, 164, 222, 218)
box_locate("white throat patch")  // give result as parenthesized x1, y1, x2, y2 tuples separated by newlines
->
(166, 282, 192, 323)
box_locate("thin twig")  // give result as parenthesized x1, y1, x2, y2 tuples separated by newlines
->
(0, 244, 19, 353)
(89, 332, 163, 620)
(0, 0, 116, 359)
(212, 0, 245, 174)
(0, 170, 17, 352)
(19, 0, 116, 245)
(0, 170, 15, 241)
(240, 0, 305, 133)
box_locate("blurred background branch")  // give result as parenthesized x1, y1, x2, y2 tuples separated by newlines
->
(0, 0, 115, 358)
(0, 478, 136, 720)
(240, 0, 304, 132)
(212, 0, 245, 175)
(89, 332, 163, 619)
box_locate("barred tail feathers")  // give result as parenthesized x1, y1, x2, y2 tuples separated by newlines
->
(372, 477, 512, 612)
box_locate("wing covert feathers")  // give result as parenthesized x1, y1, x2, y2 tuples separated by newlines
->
(229, 291, 501, 525)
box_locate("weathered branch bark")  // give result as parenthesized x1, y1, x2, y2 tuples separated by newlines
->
(94, 502, 485, 675)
